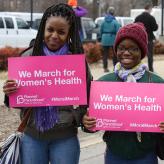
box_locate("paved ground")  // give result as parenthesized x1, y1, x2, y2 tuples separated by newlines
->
(0, 55, 164, 163)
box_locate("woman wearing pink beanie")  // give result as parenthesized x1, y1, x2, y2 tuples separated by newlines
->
(83, 23, 164, 164)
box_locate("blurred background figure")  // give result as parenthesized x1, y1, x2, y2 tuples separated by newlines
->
(100, 6, 120, 72)
(135, 3, 158, 72)
(68, 0, 88, 41)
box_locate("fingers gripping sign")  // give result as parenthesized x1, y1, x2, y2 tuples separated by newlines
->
(3, 80, 18, 96)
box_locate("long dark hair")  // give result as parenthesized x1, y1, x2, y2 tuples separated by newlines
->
(32, 3, 83, 56)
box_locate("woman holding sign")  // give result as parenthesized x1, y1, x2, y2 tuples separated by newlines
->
(83, 23, 164, 164)
(3, 3, 92, 164)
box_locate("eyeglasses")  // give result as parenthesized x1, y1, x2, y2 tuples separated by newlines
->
(117, 46, 140, 54)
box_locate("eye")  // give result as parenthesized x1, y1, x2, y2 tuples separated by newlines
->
(133, 47, 139, 51)
(47, 27, 54, 33)
(58, 30, 65, 35)
(117, 46, 125, 51)
(129, 47, 140, 53)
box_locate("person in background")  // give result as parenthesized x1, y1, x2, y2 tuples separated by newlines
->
(3, 3, 92, 164)
(135, 3, 158, 72)
(83, 23, 164, 164)
(68, 0, 88, 41)
(100, 6, 120, 72)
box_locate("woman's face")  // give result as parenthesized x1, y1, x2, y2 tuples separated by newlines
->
(116, 39, 142, 69)
(44, 16, 70, 51)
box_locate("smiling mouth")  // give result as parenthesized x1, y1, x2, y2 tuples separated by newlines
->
(49, 41, 58, 45)
(121, 58, 133, 62)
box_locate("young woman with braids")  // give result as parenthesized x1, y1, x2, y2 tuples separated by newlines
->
(3, 3, 92, 164)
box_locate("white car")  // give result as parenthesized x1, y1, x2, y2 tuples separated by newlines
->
(0, 15, 37, 48)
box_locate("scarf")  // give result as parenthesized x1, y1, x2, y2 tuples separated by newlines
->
(34, 43, 69, 132)
(114, 62, 148, 82)
(114, 62, 148, 142)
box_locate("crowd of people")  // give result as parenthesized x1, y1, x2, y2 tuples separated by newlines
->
(2, 1, 164, 164)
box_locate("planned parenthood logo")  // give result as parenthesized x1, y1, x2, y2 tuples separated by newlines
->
(16, 95, 45, 105)
(96, 119, 123, 129)
(17, 95, 25, 104)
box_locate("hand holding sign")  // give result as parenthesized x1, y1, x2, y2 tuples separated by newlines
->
(82, 112, 96, 129)
(3, 80, 18, 96)
(159, 122, 164, 131)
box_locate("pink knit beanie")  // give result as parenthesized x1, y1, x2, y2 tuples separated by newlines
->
(114, 23, 148, 59)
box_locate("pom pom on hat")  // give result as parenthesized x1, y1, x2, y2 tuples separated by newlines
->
(114, 22, 148, 59)
(68, 0, 77, 7)
(68, 0, 87, 17)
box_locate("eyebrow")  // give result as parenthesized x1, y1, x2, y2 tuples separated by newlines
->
(118, 43, 138, 47)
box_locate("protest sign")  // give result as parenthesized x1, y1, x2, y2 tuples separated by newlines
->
(8, 55, 87, 107)
(89, 81, 164, 132)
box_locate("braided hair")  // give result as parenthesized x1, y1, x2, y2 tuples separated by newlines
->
(32, 3, 83, 56)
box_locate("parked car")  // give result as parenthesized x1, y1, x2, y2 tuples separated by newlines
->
(0, 15, 37, 48)
(0, 12, 43, 26)
(80, 17, 98, 40)
(31, 18, 41, 30)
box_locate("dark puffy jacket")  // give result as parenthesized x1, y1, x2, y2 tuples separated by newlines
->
(135, 12, 158, 40)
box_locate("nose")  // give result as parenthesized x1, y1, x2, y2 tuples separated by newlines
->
(123, 49, 131, 55)
(51, 31, 58, 38)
